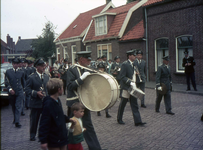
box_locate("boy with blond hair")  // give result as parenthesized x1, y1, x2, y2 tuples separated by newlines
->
(38, 78, 75, 150)
(68, 102, 86, 150)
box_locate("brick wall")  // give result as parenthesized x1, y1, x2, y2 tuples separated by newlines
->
(146, 0, 203, 85)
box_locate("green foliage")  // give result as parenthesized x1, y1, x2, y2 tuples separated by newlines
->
(32, 21, 56, 61)
(126, 0, 137, 4)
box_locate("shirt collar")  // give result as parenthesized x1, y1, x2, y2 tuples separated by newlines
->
(36, 70, 43, 78)
(128, 59, 134, 66)
(13, 68, 18, 71)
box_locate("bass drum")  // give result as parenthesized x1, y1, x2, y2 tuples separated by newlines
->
(78, 73, 119, 111)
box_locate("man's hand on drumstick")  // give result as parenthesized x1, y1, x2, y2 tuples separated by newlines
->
(80, 72, 90, 80)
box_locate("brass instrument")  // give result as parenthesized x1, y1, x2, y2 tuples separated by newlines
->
(111, 65, 121, 75)
(40, 86, 46, 100)
(134, 65, 142, 82)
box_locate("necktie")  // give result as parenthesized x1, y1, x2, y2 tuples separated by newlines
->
(41, 75, 43, 82)
(15, 69, 16, 73)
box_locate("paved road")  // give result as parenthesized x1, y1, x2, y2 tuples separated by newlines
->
(1, 88, 203, 150)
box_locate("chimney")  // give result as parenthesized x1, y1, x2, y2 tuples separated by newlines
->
(7, 34, 10, 45)
(18, 36, 21, 41)
(106, 0, 111, 4)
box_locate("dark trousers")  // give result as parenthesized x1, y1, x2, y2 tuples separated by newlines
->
(155, 90, 172, 113)
(136, 82, 145, 105)
(25, 94, 30, 109)
(117, 96, 142, 124)
(82, 108, 101, 150)
(30, 108, 42, 138)
(62, 79, 66, 94)
(186, 72, 197, 90)
(21, 95, 25, 113)
(9, 93, 24, 123)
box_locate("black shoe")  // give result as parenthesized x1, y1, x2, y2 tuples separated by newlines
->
(141, 104, 147, 108)
(26, 107, 29, 110)
(21, 112, 25, 116)
(97, 112, 101, 116)
(15, 123, 21, 128)
(106, 113, 111, 118)
(117, 120, 125, 125)
(166, 112, 175, 115)
(186, 89, 190, 91)
(201, 114, 203, 122)
(155, 110, 160, 113)
(135, 122, 146, 126)
(194, 89, 197, 91)
(30, 137, 36, 141)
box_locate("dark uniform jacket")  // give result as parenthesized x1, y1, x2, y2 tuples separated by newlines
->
(5, 68, 25, 95)
(59, 64, 68, 80)
(25, 72, 49, 108)
(66, 65, 84, 106)
(120, 60, 135, 91)
(182, 56, 196, 73)
(38, 96, 70, 147)
(133, 59, 146, 83)
(156, 64, 172, 90)
(111, 62, 121, 80)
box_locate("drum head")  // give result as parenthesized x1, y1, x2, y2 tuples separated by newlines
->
(78, 74, 111, 111)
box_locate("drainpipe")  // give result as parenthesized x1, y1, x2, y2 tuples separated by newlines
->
(145, 8, 149, 81)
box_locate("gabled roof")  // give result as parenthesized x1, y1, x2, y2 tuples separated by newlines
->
(143, 0, 164, 7)
(55, 4, 113, 42)
(120, 20, 144, 41)
(83, 0, 148, 43)
(15, 38, 37, 52)
(1, 39, 7, 47)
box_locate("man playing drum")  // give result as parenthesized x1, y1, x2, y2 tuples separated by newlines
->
(66, 51, 102, 150)
(117, 49, 146, 126)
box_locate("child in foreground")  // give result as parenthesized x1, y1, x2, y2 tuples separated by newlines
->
(68, 102, 86, 150)
(38, 78, 75, 150)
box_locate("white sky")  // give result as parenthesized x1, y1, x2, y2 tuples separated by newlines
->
(1, 0, 126, 43)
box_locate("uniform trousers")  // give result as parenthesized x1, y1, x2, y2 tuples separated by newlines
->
(21, 95, 25, 113)
(155, 90, 172, 113)
(117, 95, 142, 124)
(62, 79, 66, 94)
(186, 72, 196, 90)
(136, 82, 145, 105)
(25, 94, 30, 109)
(30, 108, 42, 138)
(9, 93, 24, 123)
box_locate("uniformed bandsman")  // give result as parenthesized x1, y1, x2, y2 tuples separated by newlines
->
(111, 56, 121, 84)
(134, 50, 147, 108)
(117, 50, 146, 126)
(5, 57, 25, 128)
(25, 58, 49, 141)
(155, 56, 175, 115)
(66, 51, 102, 150)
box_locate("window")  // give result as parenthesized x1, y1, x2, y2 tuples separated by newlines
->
(155, 38, 169, 71)
(57, 48, 60, 61)
(63, 47, 68, 59)
(97, 44, 112, 60)
(86, 46, 91, 52)
(95, 16, 107, 36)
(71, 45, 77, 64)
(176, 35, 193, 72)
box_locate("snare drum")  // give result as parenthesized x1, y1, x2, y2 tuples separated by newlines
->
(77, 73, 119, 111)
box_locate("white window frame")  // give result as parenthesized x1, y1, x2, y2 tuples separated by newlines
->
(86, 46, 91, 51)
(97, 43, 112, 60)
(63, 46, 68, 59)
(154, 37, 169, 71)
(71, 45, 77, 64)
(56, 48, 60, 60)
(95, 15, 107, 36)
(176, 35, 193, 73)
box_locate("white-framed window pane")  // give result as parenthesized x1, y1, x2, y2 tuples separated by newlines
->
(95, 16, 107, 36)
(71, 45, 76, 64)
(86, 46, 91, 51)
(177, 36, 193, 71)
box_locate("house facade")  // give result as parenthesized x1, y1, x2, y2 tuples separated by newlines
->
(144, 0, 203, 84)
(54, 2, 115, 64)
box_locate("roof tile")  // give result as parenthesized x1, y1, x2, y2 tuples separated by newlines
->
(143, 0, 164, 7)
(57, 5, 106, 41)
(120, 20, 144, 41)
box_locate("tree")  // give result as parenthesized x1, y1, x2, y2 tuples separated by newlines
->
(126, 0, 137, 4)
(32, 21, 56, 61)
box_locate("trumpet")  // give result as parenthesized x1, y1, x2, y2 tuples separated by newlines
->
(134, 65, 142, 82)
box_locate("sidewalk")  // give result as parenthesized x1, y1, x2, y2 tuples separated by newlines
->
(145, 81, 203, 96)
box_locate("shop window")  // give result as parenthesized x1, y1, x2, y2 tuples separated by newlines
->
(97, 44, 112, 60)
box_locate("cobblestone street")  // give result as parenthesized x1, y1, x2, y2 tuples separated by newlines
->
(1, 88, 203, 150)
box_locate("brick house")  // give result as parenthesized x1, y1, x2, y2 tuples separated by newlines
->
(144, 0, 203, 84)
(15, 36, 37, 56)
(54, 2, 115, 63)
(83, 0, 147, 62)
